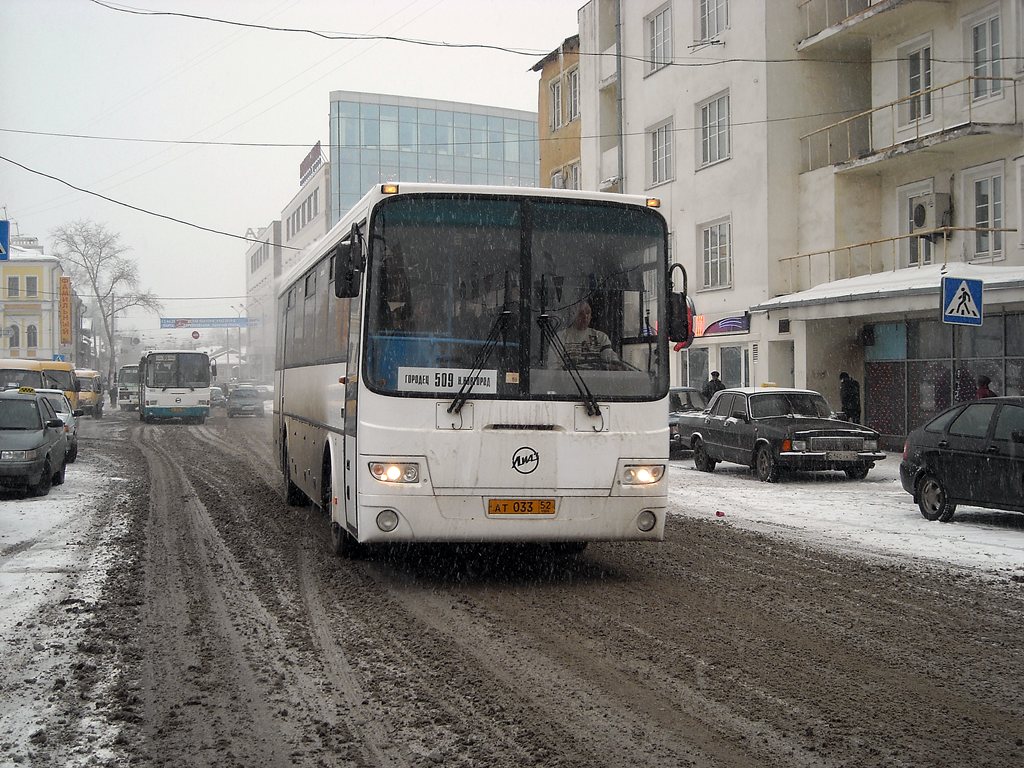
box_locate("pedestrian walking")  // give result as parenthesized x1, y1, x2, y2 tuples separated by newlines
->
(108, 381, 117, 406)
(839, 371, 861, 424)
(701, 370, 726, 401)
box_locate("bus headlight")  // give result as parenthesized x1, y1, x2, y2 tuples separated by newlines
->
(622, 465, 664, 485)
(369, 462, 419, 483)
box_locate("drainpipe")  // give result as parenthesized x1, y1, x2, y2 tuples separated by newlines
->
(615, 0, 625, 191)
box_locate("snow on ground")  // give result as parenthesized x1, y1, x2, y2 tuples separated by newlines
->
(668, 451, 1024, 578)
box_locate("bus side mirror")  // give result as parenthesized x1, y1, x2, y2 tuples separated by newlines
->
(668, 293, 695, 349)
(335, 223, 363, 299)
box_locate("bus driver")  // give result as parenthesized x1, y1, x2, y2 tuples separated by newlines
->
(548, 301, 628, 370)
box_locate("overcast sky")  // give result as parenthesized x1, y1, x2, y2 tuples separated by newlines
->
(0, 0, 582, 334)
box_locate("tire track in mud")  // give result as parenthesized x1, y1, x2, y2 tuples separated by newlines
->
(132, 424, 339, 767)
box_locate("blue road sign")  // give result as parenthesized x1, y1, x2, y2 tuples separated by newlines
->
(0, 220, 9, 261)
(941, 276, 983, 326)
(160, 317, 249, 329)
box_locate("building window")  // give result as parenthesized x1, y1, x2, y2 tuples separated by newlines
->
(898, 39, 932, 124)
(7, 277, 18, 298)
(649, 120, 673, 186)
(967, 164, 1003, 259)
(566, 162, 581, 190)
(701, 219, 732, 289)
(698, 0, 728, 41)
(700, 92, 730, 167)
(8, 325, 19, 348)
(26, 325, 37, 348)
(969, 11, 1002, 100)
(25, 276, 38, 298)
(647, 5, 672, 73)
(566, 68, 580, 122)
(549, 80, 563, 130)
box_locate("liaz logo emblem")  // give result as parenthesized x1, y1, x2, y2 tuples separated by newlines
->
(511, 446, 539, 475)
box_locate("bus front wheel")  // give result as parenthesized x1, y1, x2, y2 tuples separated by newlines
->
(283, 447, 304, 506)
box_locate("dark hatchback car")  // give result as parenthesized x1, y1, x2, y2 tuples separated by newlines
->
(901, 397, 1024, 522)
(669, 386, 707, 456)
(677, 387, 885, 482)
(0, 388, 69, 496)
(227, 385, 265, 418)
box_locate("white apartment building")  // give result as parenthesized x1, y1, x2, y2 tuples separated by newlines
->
(579, 0, 1023, 444)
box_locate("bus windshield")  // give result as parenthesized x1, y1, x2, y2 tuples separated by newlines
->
(144, 353, 211, 389)
(0, 368, 44, 390)
(363, 195, 668, 401)
(119, 366, 140, 385)
(43, 369, 74, 391)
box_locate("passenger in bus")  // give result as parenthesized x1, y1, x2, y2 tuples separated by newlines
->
(548, 301, 627, 370)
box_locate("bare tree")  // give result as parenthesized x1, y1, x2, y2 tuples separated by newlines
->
(51, 220, 162, 383)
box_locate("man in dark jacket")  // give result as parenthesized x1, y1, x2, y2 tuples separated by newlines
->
(702, 370, 726, 401)
(839, 371, 861, 424)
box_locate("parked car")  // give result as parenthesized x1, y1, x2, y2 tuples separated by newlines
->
(900, 396, 1024, 522)
(37, 389, 83, 463)
(669, 386, 707, 456)
(0, 387, 68, 496)
(227, 385, 265, 418)
(210, 387, 227, 408)
(677, 387, 885, 482)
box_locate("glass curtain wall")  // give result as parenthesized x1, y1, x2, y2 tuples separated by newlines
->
(330, 98, 539, 223)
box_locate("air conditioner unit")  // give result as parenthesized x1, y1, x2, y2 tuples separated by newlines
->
(550, 172, 565, 189)
(910, 192, 952, 235)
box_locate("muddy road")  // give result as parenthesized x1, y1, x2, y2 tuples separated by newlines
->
(5, 408, 1023, 767)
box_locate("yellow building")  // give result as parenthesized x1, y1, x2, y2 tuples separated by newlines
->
(1, 243, 76, 363)
(532, 35, 582, 189)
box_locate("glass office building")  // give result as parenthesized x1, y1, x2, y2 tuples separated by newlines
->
(328, 91, 539, 223)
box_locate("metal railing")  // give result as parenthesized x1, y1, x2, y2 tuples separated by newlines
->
(800, 76, 1019, 172)
(778, 227, 1018, 295)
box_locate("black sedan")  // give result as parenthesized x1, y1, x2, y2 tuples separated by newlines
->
(676, 387, 885, 482)
(900, 396, 1024, 522)
(227, 385, 265, 418)
(669, 386, 707, 456)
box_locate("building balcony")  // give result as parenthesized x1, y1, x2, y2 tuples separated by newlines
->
(778, 227, 1017, 295)
(598, 42, 618, 88)
(797, 0, 918, 50)
(801, 76, 1021, 173)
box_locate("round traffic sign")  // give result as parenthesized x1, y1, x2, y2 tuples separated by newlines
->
(191, 330, 200, 339)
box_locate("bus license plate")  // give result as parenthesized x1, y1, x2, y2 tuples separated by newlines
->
(488, 499, 556, 516)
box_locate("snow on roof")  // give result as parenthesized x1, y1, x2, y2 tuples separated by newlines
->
(751, 263, 1024, 312)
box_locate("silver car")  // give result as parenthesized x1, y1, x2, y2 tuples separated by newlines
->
(38, 388, 83, 463)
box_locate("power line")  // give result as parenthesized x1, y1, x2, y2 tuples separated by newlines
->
(88, 0, 1021, 67)
(0, 152, 303, 252)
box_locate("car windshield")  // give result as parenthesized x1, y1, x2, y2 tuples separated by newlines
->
(670, 390, 706, 412)
(232, 388, 258, 399)
(0, 400, 43, 430)
(42, 394, 70, 414)
(749, 392, 832, 419)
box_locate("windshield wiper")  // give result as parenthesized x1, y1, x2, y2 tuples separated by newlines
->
(448, 271, 512, 415)
(537, 311, 601, 418)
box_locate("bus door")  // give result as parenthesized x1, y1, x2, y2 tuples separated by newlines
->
(342, 287, 363, 534)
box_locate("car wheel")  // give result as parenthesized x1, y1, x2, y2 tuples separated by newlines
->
(67, 441, 78, 463)
(755, 445, 780, 483)
(29, 461, 53, 497)
(693, 440, 716, 473)
(917, 473, 957, 522)
(844, 466, 870, 480)
(53, 459, 66, 486)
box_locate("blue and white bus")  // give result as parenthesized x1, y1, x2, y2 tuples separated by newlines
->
(138, 350, 212, 424)
(275, 183, 691, 555)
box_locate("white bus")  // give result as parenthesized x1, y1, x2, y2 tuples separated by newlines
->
(275, 183, 691, 555)
(116, 364, 140, 411)
(138, 350, 212, 424)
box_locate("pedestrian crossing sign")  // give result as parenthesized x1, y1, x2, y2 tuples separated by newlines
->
(941, 276, 983, 326)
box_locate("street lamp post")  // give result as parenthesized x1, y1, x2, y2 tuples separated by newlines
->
(230, 304, 247, 381)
